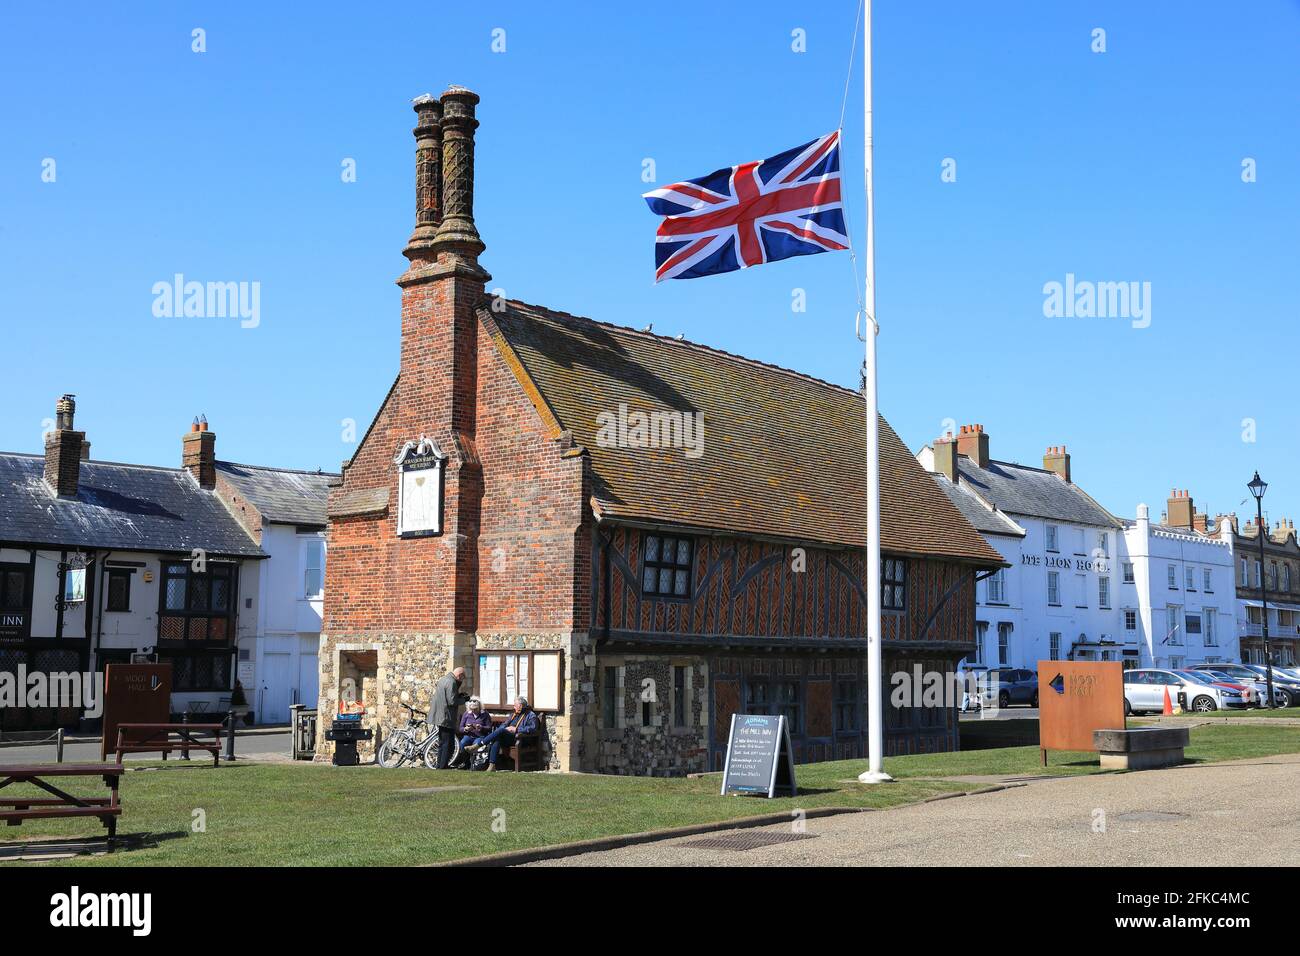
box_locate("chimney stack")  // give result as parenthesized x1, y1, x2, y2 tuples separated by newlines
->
(955, 424, 990, 469)
(1043, 444, 1071, 483)
(44, 393, 85, 498)
(1214, 512, 1238, 536)
(933, 432, 959, 483)
(402, 94, 443, 264)
(1166, 488, 1194, 529)
(432, 87, 485, 264)
(182, 414, 216, 489)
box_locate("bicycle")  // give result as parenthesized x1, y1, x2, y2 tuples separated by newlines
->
(376, 703, 457, 769)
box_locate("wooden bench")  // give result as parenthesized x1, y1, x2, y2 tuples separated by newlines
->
(115, 722, 224, 767)
(486, 712, 546, 771)
(0, 763, 124, 843)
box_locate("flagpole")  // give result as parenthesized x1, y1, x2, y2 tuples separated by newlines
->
(858, 0, 892, 785)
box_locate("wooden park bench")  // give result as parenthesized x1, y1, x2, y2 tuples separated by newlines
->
(115, 722, 224, 767)
(486, 712, 547, 771)
(0, 763, 124, 843)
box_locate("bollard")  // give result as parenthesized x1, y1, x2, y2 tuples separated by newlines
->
(224, 710, 237, 763)
(180, 711, 191, 761)
(289, 704, 303, 760)
(56, 727, 65, 763)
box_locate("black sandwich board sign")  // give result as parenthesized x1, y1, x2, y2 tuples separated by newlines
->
(720, 713, 797, 797)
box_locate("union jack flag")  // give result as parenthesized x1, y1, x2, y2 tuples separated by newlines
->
(643, 130, 848, 282)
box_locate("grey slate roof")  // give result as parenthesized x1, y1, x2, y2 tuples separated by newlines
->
(955, 457, 1120, 528)
(215, 461, 336, 526)
(0, 453, 265, 557)
(931, 473, 1024, 538)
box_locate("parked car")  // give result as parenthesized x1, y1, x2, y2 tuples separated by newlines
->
(1188, 663, 1288, 708)
(1242, 665, 1300, 708)
(980, 667, 1039, 708)
(1195, 670, 1258, 706)
(1122, 668, 1246, 715)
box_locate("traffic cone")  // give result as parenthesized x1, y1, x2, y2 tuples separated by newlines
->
(1162, 687, 1173, 715)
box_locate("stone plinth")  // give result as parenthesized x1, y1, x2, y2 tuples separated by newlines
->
(1094, 726, 1190, 770)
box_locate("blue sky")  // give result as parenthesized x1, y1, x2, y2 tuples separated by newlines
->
(2, 1, 1297, 527)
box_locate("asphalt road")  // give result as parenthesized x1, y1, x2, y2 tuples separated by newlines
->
(0, 730, 293, 765)
(526, 752, 1300, 866)
(963, 706, 1039, 721)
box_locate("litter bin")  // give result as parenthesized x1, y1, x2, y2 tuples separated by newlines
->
(324, 716, 373, 766)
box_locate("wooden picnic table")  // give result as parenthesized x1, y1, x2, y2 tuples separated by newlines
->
(0, 763, 124, 841)
(115, 722, 224, 766)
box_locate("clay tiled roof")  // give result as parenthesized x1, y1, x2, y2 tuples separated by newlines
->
(489, 301, 1003, 565)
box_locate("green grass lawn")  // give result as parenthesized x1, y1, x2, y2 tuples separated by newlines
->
(1137, 707, 1300, 719)
(5, 722, 1298, 867)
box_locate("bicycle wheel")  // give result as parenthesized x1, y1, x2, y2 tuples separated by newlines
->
(423, 733, 458, 770)
(377, 730, 413, 768)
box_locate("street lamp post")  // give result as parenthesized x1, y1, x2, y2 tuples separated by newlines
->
(1247, 471, 1276, 709)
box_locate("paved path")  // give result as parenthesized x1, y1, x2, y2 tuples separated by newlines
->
(527, 753, 1300, 867)
(0, 730, 293, 765)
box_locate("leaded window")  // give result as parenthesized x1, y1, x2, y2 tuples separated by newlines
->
(641, 534, 693, 598)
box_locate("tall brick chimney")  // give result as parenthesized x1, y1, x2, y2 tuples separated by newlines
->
(182, 415, 216, 489)
(44, 393, 85, 498)
(1043, 445, 1071, 483)
(1166, 488, 1194, 529)
(955, 424, 989, 469)
(397, 87, 491, 442)
(933, 432, 959, 482)
(392, 87, 491, 633)
(402, 94, 443, 262)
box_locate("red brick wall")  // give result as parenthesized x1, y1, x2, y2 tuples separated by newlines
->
(473, 311, 586, 632)
(324, 279, 590, 636)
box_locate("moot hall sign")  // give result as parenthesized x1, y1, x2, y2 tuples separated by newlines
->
(316, 86, 1004, 774)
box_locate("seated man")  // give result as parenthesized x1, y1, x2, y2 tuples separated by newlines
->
(449, 697, 493, 768)
(464, 696, 539, 771)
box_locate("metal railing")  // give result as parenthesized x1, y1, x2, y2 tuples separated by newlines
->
(1238, 621, 1300, 638)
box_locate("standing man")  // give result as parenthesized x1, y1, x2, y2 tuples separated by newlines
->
(430, 665, 469, 769)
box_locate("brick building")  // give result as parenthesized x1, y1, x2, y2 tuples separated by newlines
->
(1210, 509, 1300, 667)
(317, 87, 1003, 774)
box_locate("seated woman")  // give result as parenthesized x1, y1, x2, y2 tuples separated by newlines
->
(463, 696, 538, 771)
(449, 697, 493, 768)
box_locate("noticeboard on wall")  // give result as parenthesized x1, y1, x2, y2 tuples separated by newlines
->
(475, 650, 563, 713)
